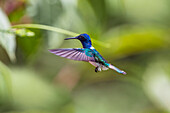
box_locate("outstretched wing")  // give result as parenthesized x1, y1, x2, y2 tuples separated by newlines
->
(49, 48, 95, 62)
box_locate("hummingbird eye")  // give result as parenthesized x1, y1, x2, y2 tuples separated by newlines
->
(79, 36, 83, 38)
(79, 36, 86, 41)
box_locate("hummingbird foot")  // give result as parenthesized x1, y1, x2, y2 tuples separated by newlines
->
(95, 67, 98, 72)
(95, 66, 102, 72)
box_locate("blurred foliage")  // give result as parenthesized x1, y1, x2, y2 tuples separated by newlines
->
(0, 0, 170, 113)
(0, 8, 16, 62)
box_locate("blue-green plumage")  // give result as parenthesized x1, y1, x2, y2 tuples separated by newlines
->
(49, 33, 126, 74)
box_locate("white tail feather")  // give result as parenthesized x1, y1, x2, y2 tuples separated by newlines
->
(109, 64, 126, 75)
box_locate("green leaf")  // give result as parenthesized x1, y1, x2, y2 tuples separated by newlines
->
(74, 81, 151, 113)
(0, 61, 12, 102)
(0, 8, 16, 62)
(14, 28, 35, 37)
(10, 68, 71, 111)
(102, 26, 170, 58)
(143, 60, 170, 112)
(12, 24, 111, 48)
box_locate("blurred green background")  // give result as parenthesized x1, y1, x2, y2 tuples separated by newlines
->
(0, 0, 170, 113)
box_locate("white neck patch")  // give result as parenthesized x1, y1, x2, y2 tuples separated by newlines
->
(90, 46, 95, 49)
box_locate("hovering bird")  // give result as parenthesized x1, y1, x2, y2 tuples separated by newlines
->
(49, 34, 126, 74)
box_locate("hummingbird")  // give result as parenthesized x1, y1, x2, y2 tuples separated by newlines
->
(49, 34, 126, 74)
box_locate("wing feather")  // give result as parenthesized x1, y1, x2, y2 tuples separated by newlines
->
(71, 51, 79, 59)
(49, 48, 95, 62)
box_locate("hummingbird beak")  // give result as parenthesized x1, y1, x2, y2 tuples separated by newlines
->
(64, 37, 78, 40)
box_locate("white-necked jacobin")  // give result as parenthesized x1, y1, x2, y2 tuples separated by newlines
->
(49, 33, 126, 75)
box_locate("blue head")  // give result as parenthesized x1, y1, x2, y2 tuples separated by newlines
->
(65, 33, 92, 48)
